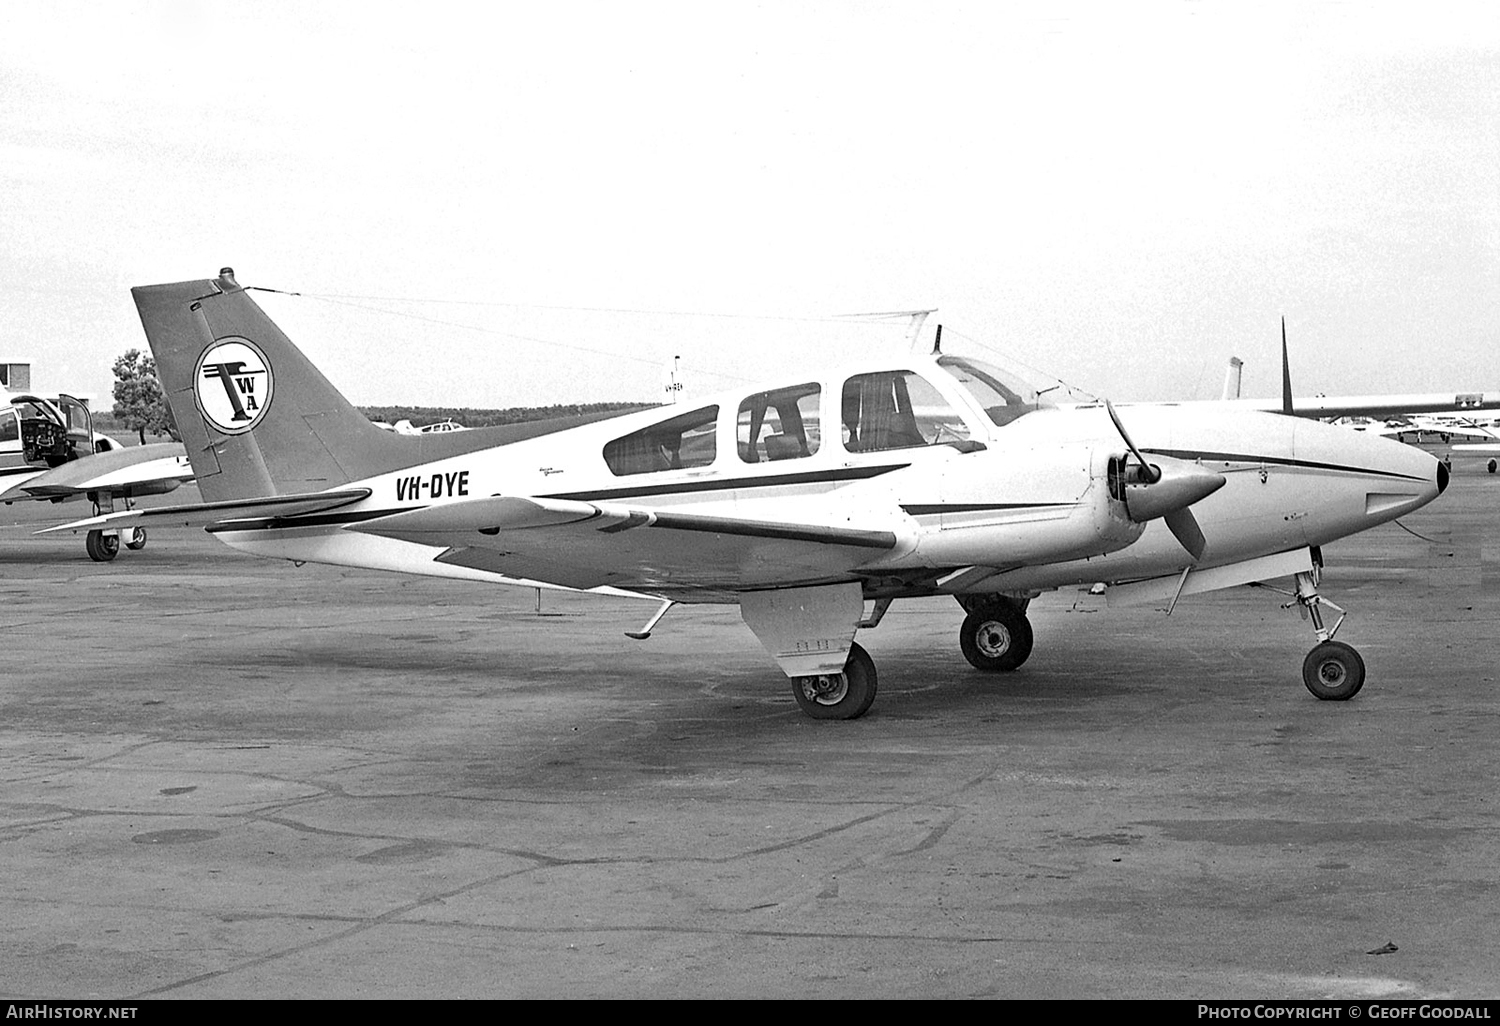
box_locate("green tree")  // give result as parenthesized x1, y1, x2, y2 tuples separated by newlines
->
(111, 349, 177, 444)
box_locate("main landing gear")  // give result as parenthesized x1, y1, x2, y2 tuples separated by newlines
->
(82, 491, 145, 562)
(85, 529, 119, 562)
(790, 642, 878, 720)
(956, 595, 1034, 673)
(84, 526, 146, 562)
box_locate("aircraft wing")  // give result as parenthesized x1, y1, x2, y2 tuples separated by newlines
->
(1103, 392, 1500, 420)
(38, 488, 374, 534)
(6, 442, 194, 501)
(341, 494, 902, 594)
(1249, 392, 1500, 419)
(0, 468, 47, 503)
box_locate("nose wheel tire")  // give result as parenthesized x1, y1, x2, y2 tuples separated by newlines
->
(1302, 640, 1366, 701)
(791, 642, 878, 720)
(959, 604, 1034, 672)
(85, 530, 119, 563)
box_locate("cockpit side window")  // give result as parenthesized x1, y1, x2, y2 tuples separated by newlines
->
(738, 383, 821, 463)
(603, 405, 719, 476)
(936, 355, 1040, 428)
(0, 409, 17, 445)
(841, 371, 970, 452)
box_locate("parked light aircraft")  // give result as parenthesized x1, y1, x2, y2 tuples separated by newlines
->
(1384, 413, 1500, 444)
(2, 390, 192, 560)
(1211, 322, 1500, 421)
(1447, 421, 1500, 474)
(1213, 334, 1500, 457)
(51, 269, 1454, 719)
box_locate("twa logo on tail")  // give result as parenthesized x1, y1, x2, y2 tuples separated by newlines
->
(194, 337, 273, 434)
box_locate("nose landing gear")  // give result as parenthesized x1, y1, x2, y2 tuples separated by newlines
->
(1253, 555, 1366, 700)
(1271, 563, 1366, 701)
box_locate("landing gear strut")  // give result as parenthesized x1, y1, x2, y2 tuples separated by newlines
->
(957, 596, 1034, 672)
(1281, 564, 1365, 701)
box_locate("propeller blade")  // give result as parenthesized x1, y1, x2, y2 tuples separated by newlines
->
(1104, 399, 1159, 483)
(1164, 507, 1208, 561)
(1106, 400, 1220, 560)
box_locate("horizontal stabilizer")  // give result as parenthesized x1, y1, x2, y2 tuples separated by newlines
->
(38, 488, 372, 534)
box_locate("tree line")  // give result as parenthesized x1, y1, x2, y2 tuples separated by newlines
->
(108, 348, 650, 443)
(360, 402, 651, 429)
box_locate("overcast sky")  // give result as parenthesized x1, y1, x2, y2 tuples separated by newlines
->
(2, 0, 1497, 409)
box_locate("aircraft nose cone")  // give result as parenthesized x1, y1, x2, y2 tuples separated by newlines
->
(1124, 457, 1227, 523)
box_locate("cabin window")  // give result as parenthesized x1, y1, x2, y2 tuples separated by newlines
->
(841, 371, 971, 452)
(0, 410, 17, 444)
(935, 355, 1041, 427)
(738, 383, 821, 463)
(603, 405, 719, 476)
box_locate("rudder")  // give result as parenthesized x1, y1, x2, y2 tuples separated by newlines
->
(135, 268, 420, 500)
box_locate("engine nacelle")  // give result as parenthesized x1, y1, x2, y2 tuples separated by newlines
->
(892, 444, 1146, 570)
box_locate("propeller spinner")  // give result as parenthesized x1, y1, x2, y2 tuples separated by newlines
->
(1105, 400, 1225, 560)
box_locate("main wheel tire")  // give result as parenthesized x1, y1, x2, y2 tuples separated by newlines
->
(85, 530, 119, 563)
(791, 642, 878, 720)
(1302, 640, 1366, 701)
(959, 604, 1034, 672)
(1488, 458, 1497, 474)
(125, 527, 147, 551)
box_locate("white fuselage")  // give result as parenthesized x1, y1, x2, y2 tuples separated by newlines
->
(209, 354, 1444, 600)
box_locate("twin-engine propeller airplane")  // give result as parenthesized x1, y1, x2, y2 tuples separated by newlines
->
(2, 390, 192, 560)
(50, 269, 1450, 719)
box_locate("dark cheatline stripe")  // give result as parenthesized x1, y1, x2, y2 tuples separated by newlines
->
(646, 511, 896, 549)
(207, 509, 396, 533)
(210, 464, 913, 533)
(1142, 449, 1429, 482)
(541, 463, 908, 502)
(900, 502, 1076, 516)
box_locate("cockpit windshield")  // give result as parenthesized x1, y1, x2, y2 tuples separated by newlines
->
(934, 356, 1048, 428)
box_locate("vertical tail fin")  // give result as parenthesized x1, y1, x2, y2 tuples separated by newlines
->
(135, 267, 644, 503)
(1280, 317, 1294, 416)
(1220, 356, 1243, 401)
(133, 268, 414, 500)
